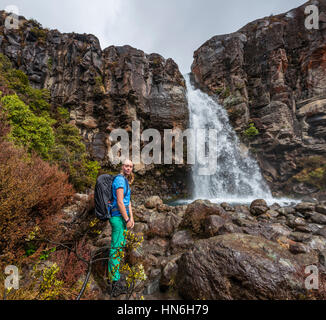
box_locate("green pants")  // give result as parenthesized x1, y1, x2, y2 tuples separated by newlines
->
(108, 216, 127, 282)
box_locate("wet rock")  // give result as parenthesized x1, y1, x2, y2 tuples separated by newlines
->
(179, 200, 227, 235)
(133, 222, 149, 235)
(170, 230, 194, 254)
(289, 242, 310, 254)
(266, 210, 280, 219)
(268, 223, 292, 239)
(286, 217, 307, 229)
(217, 222, 243, 235)
(250, 199, 269, 216)
(310, 213, 326, 225)
(306, 236, 326, 252)
(145, 196, 163, 209)
(160, 255, 181, 288)
(270, 203, 281, 211)
(204, 215, 226, 237)
(296, 223, 322, 234)
(294, 203, 316, 218)
(316, 227, 326, 238)
(230, 210, 254, 222)
(316, 205, 326, 215)
(234, 205, 251, 215)
(147, 211, 182, 238)
(289, 232, 312, 243)
(176, 233, 310, 300)
(277, 207, 296, 216)
(220, 202, 235, 211)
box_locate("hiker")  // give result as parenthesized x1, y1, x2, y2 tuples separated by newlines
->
(108, 159, 135, 297)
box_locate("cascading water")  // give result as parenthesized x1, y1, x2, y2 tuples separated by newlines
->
(184, 74, 298, 206)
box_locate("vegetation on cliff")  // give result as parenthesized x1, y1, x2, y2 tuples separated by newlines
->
(0, 53, 100, 192)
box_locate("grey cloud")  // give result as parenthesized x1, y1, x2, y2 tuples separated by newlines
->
(1, 0, 307, 73)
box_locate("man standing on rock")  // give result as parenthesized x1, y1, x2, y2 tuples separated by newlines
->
(108, 159, 135, 297)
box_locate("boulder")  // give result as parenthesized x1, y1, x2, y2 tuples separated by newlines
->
(179, 200, 228, 235)
(145, 196, 163, 209)
(170, 230, 194, 254)
(316, 205, 326, 215)
(147, 212, 182, 238)
(250, 199, 269, 216)
(310, 213, 326, 225)
(204, 215, 226, 237)
(176, 233, 313, 300)
(160, 255, 181, 288)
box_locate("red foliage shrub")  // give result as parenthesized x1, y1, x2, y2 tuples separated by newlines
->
(52, 238, 91, 287)
(0, 139, 74, 260)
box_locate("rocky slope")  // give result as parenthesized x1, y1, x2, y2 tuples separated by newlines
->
(0, 11, 190, 200)
(191, 0, 326, 200)
(59, 194, 326, 300)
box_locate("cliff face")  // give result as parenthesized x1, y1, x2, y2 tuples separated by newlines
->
(0, 11, 190, 199)
(191, 0, 326, 200)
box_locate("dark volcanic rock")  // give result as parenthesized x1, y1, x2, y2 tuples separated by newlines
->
(179, 200, 228, 235)
(176, 233, 315, 300)
(250, 199, 269, 216)
(204, 215, 226, 237)
(191, 1, 326, 200)
(170, 230, 194, 254)
(0, 10, 190, 199)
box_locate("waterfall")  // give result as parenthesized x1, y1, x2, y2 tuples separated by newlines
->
(184, 74, 297, 206)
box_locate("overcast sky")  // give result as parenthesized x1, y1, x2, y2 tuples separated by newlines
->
(1, 0, 307, 73)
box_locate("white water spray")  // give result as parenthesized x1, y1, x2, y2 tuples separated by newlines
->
(184, 74, 299, 207)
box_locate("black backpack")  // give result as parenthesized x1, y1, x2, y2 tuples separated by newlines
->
(94, 174, 129, 221)
(94, 174, 118, 221)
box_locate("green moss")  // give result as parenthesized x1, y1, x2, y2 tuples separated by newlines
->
(243, 123, 259, 138)
(215, 87, 224, 95)
(31, 27, 47, 41)
(47, 57, 53, 71)
(293, 156, 326, 191)
(94, 76, 105, 95)
(224, 95, 245, 108)
(220, 87, 231, 99)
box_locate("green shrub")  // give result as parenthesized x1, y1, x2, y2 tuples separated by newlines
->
(49, 124, 100, 192)
(0, 53, 101, 192)
(1, 94, 55, 159)
(0, 53, 51, 115)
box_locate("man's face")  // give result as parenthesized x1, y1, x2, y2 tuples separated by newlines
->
(123, 162, 133, 175)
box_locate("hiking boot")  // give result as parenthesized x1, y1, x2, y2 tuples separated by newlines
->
(107, 279, 128, 298)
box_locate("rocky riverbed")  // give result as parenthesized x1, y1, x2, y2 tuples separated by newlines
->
(59, 193, 326, 300)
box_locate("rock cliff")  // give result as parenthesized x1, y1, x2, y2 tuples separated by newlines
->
(191, 0, 326, 200)
(0, 11, 190, 200)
